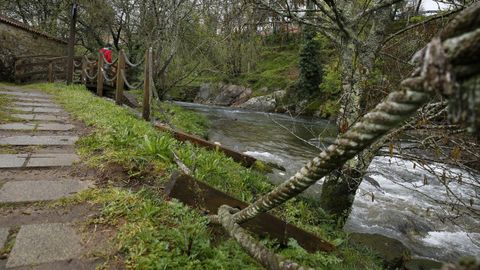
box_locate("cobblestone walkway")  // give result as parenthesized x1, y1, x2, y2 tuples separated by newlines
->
(0, 86, 101, 269)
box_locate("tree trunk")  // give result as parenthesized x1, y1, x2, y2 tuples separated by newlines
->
(319, 7, 391, 218)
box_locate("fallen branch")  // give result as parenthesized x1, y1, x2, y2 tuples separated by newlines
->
(172, 150, 192, 175)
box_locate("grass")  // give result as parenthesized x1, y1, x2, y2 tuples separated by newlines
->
(129, 89, 210, 138)
(0, 94, 20, 123)
(56, 188, 261, 269)
(237, 46, 300, 93)
(0, 227, 19, 259)
(185, 44, 300, 97)
(18, 82, 382, 269)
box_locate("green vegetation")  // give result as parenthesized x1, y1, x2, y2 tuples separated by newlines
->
(0, 94, 20, 123)
(297, 24, 322, 98)
(187, 43, 300, 96)
(0, 227, 19, 258)
(57, 188, 261, 269)
(129, 89, 210, 138)
(27, 83, 382, 269)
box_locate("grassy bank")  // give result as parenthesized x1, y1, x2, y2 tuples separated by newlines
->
(0, 93, 20, 124)
(129, 89, 210, 138)
(26, 83, 381, 269)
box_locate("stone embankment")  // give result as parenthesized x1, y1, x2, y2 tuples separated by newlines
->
(190, 83, 287, 113)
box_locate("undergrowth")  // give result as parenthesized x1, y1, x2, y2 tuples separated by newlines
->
(0, 94, 20, 123)
(25, 83, 382, 269)
(186, 44, 300, 96)
(129, 89, 209, 138)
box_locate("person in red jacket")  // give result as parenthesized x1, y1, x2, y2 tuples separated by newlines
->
(99, 43, 112, 64)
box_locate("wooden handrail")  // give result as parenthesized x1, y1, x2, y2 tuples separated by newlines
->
(96, 52, 104, 96)
(143, 48, 152, 121)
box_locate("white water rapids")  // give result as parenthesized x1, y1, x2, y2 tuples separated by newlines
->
(175, 101, 480, 262)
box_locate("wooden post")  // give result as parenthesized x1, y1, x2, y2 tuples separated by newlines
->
(48, 61, 53, 83)
(142, 48, 152, 121)
(96, 52, 104, 96)
(66, 0, 78, 85)
(81, 56, 87, 85)
(115, 49, 125, 105)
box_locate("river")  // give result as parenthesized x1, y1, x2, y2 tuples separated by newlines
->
(174, 101, 480, 263)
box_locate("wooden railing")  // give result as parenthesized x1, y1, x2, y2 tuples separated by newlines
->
(14, 48, 153, 121)
(79, 48, 153, 121)
(14, 55, 81, 84)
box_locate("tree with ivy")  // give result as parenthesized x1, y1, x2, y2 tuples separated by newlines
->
(297, 24, 322, 97)
(297, 1, 322, 98)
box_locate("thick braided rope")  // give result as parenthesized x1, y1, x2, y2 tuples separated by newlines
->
(217, 205, 311, 270)
(84, 56, 97, 64)
(101, 53, 118, 66)
(121, 69, 144, 89)
(124, 53, 145, 68)
(84, 70, 98, 80)
(102, 69, 117, 82)
(232, 38, 453, 224)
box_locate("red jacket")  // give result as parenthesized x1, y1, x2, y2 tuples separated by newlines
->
(100, 47, 112, 63)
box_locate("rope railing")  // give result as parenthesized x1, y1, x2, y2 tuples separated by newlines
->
(84, 56, 97, 65)
(84, 69, 98, 80)
(101, 53, 118, 66)
(121, 69, 143, 89)
(123, 52, 145, 68)
(102, 69, 117, 82)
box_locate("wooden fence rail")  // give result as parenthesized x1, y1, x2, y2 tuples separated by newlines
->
(14, 55, 82, 84)
(79, 48, 152, 120)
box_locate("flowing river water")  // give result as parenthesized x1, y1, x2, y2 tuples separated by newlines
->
(174, 101, 480, 264)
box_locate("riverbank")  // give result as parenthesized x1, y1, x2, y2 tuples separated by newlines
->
(17, 83, 383, 269)
(172, 101, 480, 265)
(170, 82, 340, 119)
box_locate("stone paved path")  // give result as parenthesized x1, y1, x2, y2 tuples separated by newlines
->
(0, 86, 101, 269)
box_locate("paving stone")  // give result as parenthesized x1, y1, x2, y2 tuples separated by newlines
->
(0, 123, 73, 131)
(37, 123, 74, 131)
(11, 114, 66, 121)
(0, 154, 78, 169)
(0, 123, 37, 130)
(0, 135, 78, 146)
(26, 154, 79, 168)
(6, 223, 83, 268)
(0, 180, 91, 203)
(0, 228, 9, 249)
(10, 114, 35, 120)
(8, 107, 34, 112)
(14, 97, 52, 103)
(6, 107, 62, 113)
(14, 102, 59, 108)
(0, 91, 49, 98)
(34, 107, 62, 113)
(0, 154, 26, 168)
